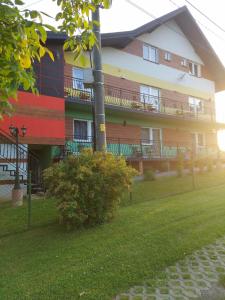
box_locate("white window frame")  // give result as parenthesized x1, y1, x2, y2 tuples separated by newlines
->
(140, 85, 160, 111)
(143, 44, 158, 63)
(188, 62, 201, 77)
(141, 127, 162, 145)
(181, 58, 187, 67)
(73, 119, 93, 142)
(192, 132, 205, 152)
(164, 52, 172, 61)
(188, 97, 204, 114)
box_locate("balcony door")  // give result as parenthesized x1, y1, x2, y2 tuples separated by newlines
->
(189, 97, 204, 115)
(72, 68, 84, 90)
(191, 132, 205, 155)
(141, 127, 162, 157)
(140, 85, 160, 111)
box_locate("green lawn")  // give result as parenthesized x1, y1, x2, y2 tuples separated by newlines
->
(1, 171, 225, 299)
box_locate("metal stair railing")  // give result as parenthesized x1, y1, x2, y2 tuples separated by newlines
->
(0, 128, 41, 186)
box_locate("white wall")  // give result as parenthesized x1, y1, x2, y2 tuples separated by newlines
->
(137, 20, 203, 64)
(102, 48, 215, 98)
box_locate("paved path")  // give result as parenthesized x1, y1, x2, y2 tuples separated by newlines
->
(115, 237, 225, 299)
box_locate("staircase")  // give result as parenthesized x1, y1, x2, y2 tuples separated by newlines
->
(0, 128, 43, 197)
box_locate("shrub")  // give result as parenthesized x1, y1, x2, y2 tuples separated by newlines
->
(43, 149, 137, 229)
(144, 168, 156, 181)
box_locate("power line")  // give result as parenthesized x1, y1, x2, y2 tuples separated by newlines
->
(23, 0, 45, 9)
(184, 0, 225, 34)
(125, 0, 223, 59)
(168, 0, 225, 43)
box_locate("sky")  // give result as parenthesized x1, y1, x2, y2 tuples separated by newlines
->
(22, 0, 225, 147)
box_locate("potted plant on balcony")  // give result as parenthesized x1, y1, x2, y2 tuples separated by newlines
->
(79, 91, 90, 100)
(176, 109, 184, 116)
(131, 101, 143, 109)
(146, 104, 156, 112)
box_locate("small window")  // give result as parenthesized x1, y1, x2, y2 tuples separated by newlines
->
(164, 52, 171, 61)
(74, 120, 93, 141)
(74, 120, 88, 140)
(181, 58, 187, 67)
(143, 44, 158, 63)
(189, 62, 201, 77)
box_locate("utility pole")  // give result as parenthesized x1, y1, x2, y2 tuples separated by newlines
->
(92, 5, 107, 151)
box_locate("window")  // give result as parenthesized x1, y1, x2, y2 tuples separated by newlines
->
(192, 132, 205, 150)
(72, 67, 84, 90)
(141, 127, 162, 157)
(143, 44, 158, 63)
(140, 85, 160, 110)
(197, 133, 204, 147)
(164, 52, 171, 61)
(141, 128, 161, 144)
(74, 119, 93, 141)
(188, 62, 201, 77)
(181, 58, 187, 67)
(189, 97, 204, 114)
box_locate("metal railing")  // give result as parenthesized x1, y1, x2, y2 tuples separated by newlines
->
(64, 76, 215, 122)
(52, 135, 220, 161)
(0, 128, 41, 186)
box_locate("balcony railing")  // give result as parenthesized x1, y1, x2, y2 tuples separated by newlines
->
(52, 136, 219, 161)
(64, 76, 215, 122)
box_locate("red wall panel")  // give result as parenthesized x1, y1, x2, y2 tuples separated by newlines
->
(0, 91, 65, 145)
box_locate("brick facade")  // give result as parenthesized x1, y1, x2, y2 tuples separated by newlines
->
(65, 62, 209, 111)
(106, 122, 141, 142)
(122, 38, 213, 81)
(65, 116, 74, 139)
(163, 128, 191, 147)
(65, 117, 217, 154)
(123, 39, 143, 57)
(64, 62, 72, 77)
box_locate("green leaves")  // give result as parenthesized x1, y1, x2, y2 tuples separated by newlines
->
(103, 0, 111, 9)
(55, 0, 109, 61)
(0, 0, 111, 117)
(43, 150, 137, 229)
(14, 0, 24, 5)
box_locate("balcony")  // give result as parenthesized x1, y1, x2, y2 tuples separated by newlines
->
(64, 76, 215, 123)
(53, 136, 219, 161)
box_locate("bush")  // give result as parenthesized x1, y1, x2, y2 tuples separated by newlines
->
(43, 149, 137, 229)
(144, 168, 156, 181)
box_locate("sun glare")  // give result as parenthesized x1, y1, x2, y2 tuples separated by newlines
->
(216, 92, 225, 151)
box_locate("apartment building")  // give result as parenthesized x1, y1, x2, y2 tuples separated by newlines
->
(1, 6, 225, 199)
(64, 6, 225, 171)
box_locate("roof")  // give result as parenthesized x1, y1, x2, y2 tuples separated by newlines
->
(46, 6, 225, 91)
(101, 6, 225, 92)
(47, 31, 67, 43)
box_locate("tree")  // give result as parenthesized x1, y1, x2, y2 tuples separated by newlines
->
(0, 0, 110, 118)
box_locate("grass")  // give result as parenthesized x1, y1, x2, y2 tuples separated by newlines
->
(1, 171, 225, 299)
(122, 168, 225, 206)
